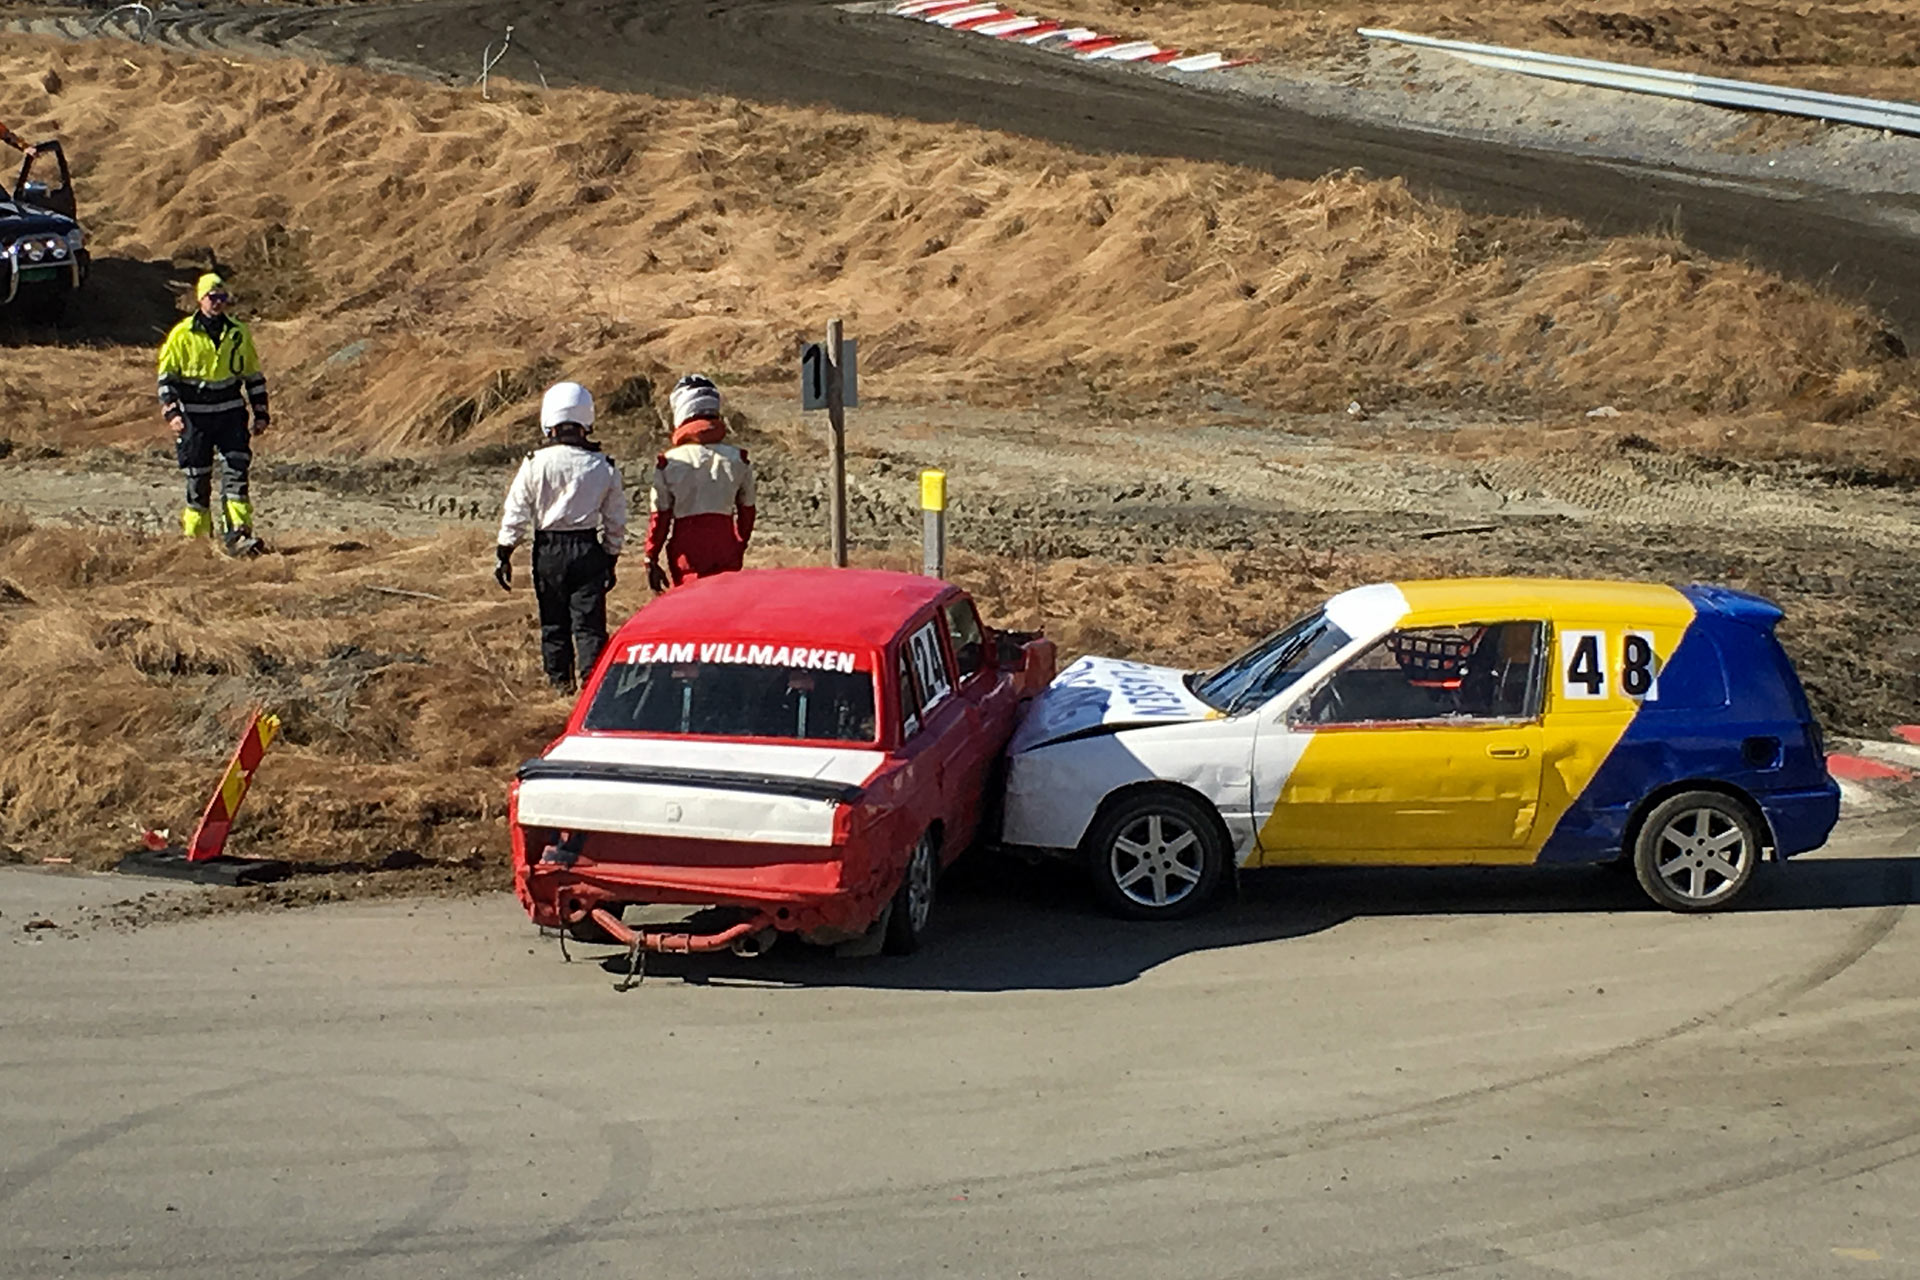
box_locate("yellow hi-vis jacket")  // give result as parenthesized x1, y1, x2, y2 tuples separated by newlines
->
(156, 312, 270, 424)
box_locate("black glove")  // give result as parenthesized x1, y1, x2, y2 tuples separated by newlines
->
(647, 560, 670, 594)
(493, 545, 513, 591)
(604, 555, 618, 592)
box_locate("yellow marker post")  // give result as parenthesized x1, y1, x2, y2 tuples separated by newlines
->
(921, 469, 947, 579)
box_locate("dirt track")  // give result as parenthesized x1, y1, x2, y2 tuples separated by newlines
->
(5, 811, 1919, 1277)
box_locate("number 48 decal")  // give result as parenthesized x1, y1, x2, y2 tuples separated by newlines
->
(1621, 630, 1660, 700)
(1559, 629, 1661, 702)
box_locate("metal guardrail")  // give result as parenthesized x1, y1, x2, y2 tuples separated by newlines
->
(1358, 28, 1920, 139)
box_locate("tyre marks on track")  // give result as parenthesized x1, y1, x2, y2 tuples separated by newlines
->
(403, 893, 1916, 1242)
(1287, 1120, 1920, 1280)
(1716, 892, 1908, 1029)
(0, 1072, 475, 1279)
(0, 1062, 651, 1278)
(5, 889, 1906, 1272)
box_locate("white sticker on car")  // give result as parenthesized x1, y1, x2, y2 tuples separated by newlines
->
(621, 641, 860, 673)
(1056, 657, 1191, 718)
(907, 621, 952, 711)
(1621, 629, 1660, 702)
(1560, 630, 1608, 701)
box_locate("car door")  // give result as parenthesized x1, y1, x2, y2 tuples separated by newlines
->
(1252, 621, 1549, 865)
(895, 613, 973, 856)
(940, 596, 1003, 850)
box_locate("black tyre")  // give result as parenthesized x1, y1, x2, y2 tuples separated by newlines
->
(1632, 791, 1762, 912)
(1084, 789, 1228, 921)
(882, 829, 938, 955)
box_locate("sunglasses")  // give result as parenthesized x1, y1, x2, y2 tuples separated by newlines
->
(205, 291, 231, 303)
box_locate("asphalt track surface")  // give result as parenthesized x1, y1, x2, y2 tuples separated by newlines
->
(277, 0, 1920, 336)
(4, 814, 1919, 1277)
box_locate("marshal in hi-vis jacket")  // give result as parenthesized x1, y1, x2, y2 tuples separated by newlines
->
(156, 312, 270, 426)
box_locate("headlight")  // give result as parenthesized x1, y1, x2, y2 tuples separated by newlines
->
(65, 229, 83, 252)
(51, 239, 68, 260)
(24, 241, 45, 262)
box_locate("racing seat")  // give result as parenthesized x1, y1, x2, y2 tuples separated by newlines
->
(1454, 623, 1541, 719)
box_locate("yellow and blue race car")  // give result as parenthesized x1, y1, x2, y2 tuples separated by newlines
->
(1000, 578, 1840, 916)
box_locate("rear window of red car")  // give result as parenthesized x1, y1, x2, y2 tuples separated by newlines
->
(583, 641, 877, 743)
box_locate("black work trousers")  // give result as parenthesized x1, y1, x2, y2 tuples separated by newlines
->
(533, 530, 611, 691)
(175, 408, 252, 511)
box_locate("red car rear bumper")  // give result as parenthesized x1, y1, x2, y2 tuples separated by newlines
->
(511, 819, 894, 939)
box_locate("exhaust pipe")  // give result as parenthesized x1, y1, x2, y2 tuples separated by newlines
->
(730, 927, 778, 958)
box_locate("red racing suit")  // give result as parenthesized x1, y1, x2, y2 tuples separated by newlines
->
(645, 417, 757, 586)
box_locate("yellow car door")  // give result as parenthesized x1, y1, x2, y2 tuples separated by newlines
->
(1253, 621, 1549, 865)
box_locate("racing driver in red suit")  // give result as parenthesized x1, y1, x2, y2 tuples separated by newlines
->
(644, 373, 758, 592)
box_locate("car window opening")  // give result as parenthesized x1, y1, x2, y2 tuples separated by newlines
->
(583, 659, 878, 743)
(1304, 621, 1546, 726)
(945, 599, 986, 681)
(897, 648, 923, 739)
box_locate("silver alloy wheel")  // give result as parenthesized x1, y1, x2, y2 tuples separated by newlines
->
(1109, 812, 1206, 909)
(903, 833, 936, 934)
(1650, 805, 1753, 905)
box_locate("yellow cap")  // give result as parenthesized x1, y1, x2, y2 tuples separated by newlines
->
(195, 273, 227, 300)
(920, 469, 947, 512)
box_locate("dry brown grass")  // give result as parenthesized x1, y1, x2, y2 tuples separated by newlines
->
(1059, 0, 1920, 101)
(0, 518, 564, 873)
(0, 513, 1417, 878)
(1, 37, 1910, 464)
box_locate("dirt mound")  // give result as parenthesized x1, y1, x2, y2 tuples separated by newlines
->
(0, 37, 1910, 461)
(1541, 5, 1920, 76)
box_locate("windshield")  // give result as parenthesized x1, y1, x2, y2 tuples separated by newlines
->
(1189, 610, 1352, 713)
(583, 657, 877, 743)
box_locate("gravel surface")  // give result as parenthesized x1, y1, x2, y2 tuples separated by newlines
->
(8, 393, 1919, 736)
(1210, 40, 1920, 209)
(855, 4, 1919, 211)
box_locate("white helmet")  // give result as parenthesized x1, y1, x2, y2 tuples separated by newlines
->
(539, 381, 596, 437)
(669, 373, 722, 428)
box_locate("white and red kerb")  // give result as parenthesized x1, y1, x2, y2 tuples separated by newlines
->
(887, 0, 1253, 72)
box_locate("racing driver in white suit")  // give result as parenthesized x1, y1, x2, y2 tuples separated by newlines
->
(494, 381, 629, 692)
(644, 373, 757, 593)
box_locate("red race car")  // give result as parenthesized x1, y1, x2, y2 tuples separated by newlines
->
(510, 568, 1054, 974)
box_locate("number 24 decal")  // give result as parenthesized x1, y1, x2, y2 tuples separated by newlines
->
(1560, 630, 1660, 702)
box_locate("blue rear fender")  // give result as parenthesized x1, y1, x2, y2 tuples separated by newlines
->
(1537, 598, 1838, 863)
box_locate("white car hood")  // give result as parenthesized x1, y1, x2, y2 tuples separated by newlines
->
(1009, 655, 1216, 753)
